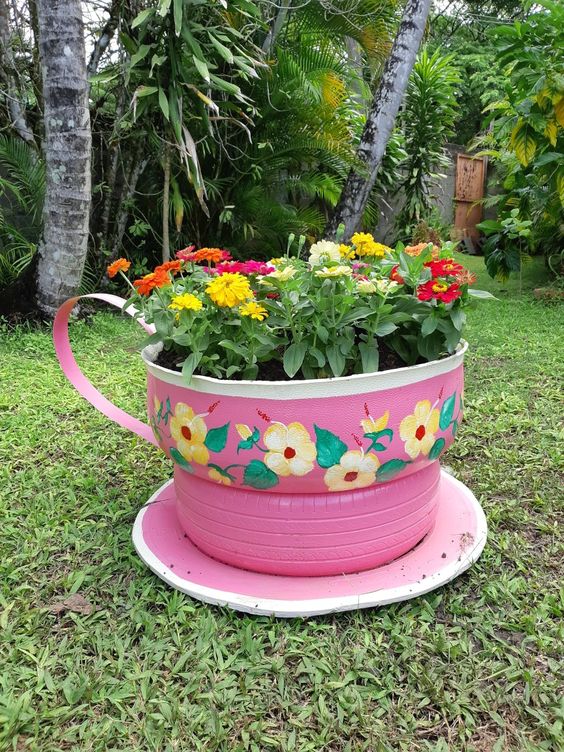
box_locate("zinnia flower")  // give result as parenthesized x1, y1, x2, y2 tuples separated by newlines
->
(399, 400, 440, 460)
(155, 260, 182, 275)
(376, 278, 399, 294)
(206, 272, 252, 307)
(390, 265, 405, 284)
(356, 279, 377, 294)
(339, 244, 355, 260)
(455, 269, 477, 286)
(417, 279, 462, 303)
(133, 269, 170, 295)
(169, 293, 203, 312)
(239, 301, 268, 321)
(106, 258, 131, 278)
(216, 261, 275, 276)
(193, 247, 230, 264)
(308, 240, 341, 266)
(261, 266, 297, 282)
(323, 450, 379, 492)
(176, 245, 196, 260)
(425, 258, 464, 278)
(263, 422, 317, 477)
(315, 265, 352, 278)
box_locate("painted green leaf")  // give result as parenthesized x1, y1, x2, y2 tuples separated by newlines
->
(439, 392, 456, 430)
(376, 458, 408, 481)
(314, 425, 348, 468)
(364, 428, 393, 452)
(428, 438, 446, 460)
(207, 463, 236, 482)
(237, 427, 260, 453)
(451, 420, 458, 437)
(243, 460, 278, 490)
(204, 423, 230, 453)
(170, 447, 193, 473)
(150, 418, 161, 443)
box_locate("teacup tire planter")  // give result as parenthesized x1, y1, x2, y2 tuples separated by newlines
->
(54, 294, 487, 616)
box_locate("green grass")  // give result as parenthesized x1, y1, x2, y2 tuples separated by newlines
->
(1, 257, 563, 751)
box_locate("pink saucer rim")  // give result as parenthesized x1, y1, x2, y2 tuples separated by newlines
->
(131, 472, 487, 617)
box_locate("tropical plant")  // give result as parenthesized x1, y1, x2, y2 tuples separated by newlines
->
(477, 208, 533, 284)
(0, 135, 45, 283)
(394, 48, 460, 239)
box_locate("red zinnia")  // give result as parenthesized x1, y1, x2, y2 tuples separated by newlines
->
(425, 258, 464, 278)
(390, 265, 405, 284)
(417, 279, 462, 303)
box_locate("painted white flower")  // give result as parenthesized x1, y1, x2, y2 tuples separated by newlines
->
(324, 450, 380, 492)
(308, 240, 341, 266)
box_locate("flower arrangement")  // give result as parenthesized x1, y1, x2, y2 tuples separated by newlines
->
(109, 233, 493, 382)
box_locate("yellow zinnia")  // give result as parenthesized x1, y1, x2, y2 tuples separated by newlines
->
(339, 244, 355, 260)
(356, 279, 377, 294)
(169, 402, 209, 465)
(239, 301, 268, 321)
(206, 272, 252, 307)
(169, 293, 203, 312)
(399, 400, 440, 460)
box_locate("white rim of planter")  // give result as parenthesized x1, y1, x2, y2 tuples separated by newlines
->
(142, 340, 468, 400)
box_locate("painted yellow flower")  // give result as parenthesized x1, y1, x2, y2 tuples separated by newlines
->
(263, 422, 317, 476)
(361, 410, 389, 434)
(399, 400, 440, 460)
(339, 244, 355, 260)
(356, 279, 377, 294)
(308, 240, 341, 266)
(324, 450, 380, 492)
(315, 265, 352, 278)
(239, 301, 268, 321)
(169, 293, 203, 312)
(206, 272, 252, 307)
(235, 423, 252, 440)
(208, 468, 232, 485)
(170, 403, 209, 465)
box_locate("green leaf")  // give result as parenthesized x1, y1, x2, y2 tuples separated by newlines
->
(364, 429, 393, 452)
(439, 392, 456, 430)
(450, 309, 466, 331)
(208, 33, 234, 63)
(134, 85, 158, 98)
(358, 342, 379, 373)
(131, 8, 154, 28)
(314, 425, 347, 468)
(204, 423, 230, 453)
(376, 459, 408, 481)
(283, 342, 307, 378)
(326, 345, 345, 377)
(181, 352, 202, 383)
(170, 447, 194, 472)
(243, 460, 279, 489)
(476, 219, 503, 234)
(375, 321, 397, 337)
(451, 419, 459, 437)
(468, 289, 497, 299)
(193, 56, 210, 83)
(339, 306, 372, 326)
(130, 44, 152, 67)
(173, 0, 183, 34)
(237, 427, 260, 453)
(421, 316, 438, 337)
(428, 438, 446, 460)
(158, 88, 169, 120)
(157, 0, 172, 16)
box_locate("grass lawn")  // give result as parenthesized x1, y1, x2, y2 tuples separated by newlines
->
(1, 256, 562, 751)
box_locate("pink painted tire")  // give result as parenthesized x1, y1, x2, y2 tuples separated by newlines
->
(54, 295, 466, 578)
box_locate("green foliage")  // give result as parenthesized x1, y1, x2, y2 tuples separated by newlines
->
(477, 209, 533, 281)
(1, 255, 562, 750)
(475, 0, 564, 273)
(0, 136, 44, 284)
(394, 49, 460, 240)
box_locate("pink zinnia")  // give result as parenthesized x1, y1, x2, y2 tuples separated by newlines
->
(176, 245, 196, 261)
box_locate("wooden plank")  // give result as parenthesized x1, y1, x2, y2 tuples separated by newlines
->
(454, 154, 486, 242)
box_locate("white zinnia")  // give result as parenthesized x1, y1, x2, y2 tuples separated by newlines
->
(308, 240, 341, 266)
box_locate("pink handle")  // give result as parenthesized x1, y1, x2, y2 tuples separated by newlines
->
(53, 293, 158, 446)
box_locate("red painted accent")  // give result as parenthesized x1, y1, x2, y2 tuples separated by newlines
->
(181, 426, 192, 440)
(415, 425, 426, 440)
(284, 447, 296, 459)
(344, 471, 358, 483)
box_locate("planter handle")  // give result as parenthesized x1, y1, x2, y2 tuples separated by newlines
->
(53, 293, 158, 447)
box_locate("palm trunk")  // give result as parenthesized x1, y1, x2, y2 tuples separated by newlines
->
(326, 0, 432, 239)
(35, 0, 91, 315)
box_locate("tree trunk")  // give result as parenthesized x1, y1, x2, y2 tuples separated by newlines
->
(161, 145, 171, 262)
(262, 1, 292, 53)
(326, 0, 432, 239)
(87, 0, 121, 80)
(0, 0, 36, 145)
(35, 0, 91, 316)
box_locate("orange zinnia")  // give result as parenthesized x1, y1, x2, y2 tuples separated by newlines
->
(455, 269, 477, 286)
(106, 258, 131, 278)
(155, 260, 182, 275)
(193, 248, 226, 263)
(133, 269, 170, 296)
